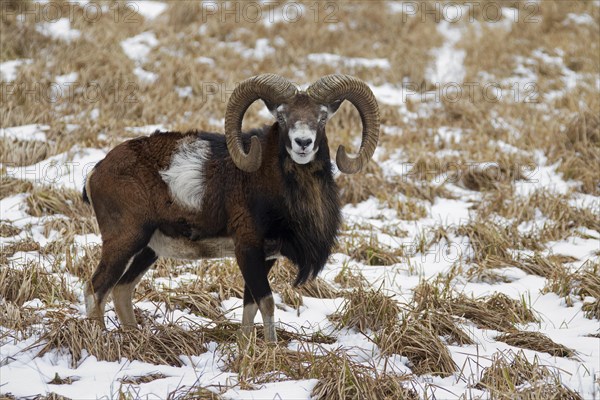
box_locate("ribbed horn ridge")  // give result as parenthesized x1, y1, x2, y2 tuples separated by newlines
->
(307, 74, 380, 174)
(225, 74, 297, 172)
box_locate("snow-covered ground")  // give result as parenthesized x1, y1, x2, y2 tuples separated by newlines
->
(1, 1, 599, 399)
(2, 118, 598, 400)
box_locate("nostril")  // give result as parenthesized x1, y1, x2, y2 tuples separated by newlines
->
(294, 138, 313, 149)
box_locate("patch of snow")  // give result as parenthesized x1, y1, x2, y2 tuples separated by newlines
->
(516, 208, 550, 236)
(133, 66, 158, 84)
(208, 117, 224, 127)
(429, 198, 473, 226)
(382, 125, 403, 136)
(501, 55, 537, 88)
(514, 160, 578, 197)
(251, 38, 275, 59)
(507, 49, 582, 102)
(326, 22, 342, 31)
(307, 53, 391, 69)
(36, 18, 81, 42)
(175, 86, 193, 98)
(1, 124, 49, 142)
(490, 140, 527, 155)
(488, 7, 519, 32)
(220, 38, 275, 60)
(426, 15, 466, 85)
(435, 148, 462, 158)
(0, 348, 229, 400)
(343, 197, 398, 222)
(125, 125, 166, 135)
(90, 108, 100, 120)
(5, 147, 106, 190)
(160, 47, 185, 58)
(563, 13, 596, 26)
(55, 72, 78, 86)
(257, 106, 274, 121)
(0, 194, 30, 225)
(196, 56, 216, 66)
(0, 59, 32, 82)
(541, 53, 580, 100)
(490, 114, 522, 139)
(66, 124, 80, 133)
(132, 1, 168, 20)
(546, 235, 600, 261)
(569, 193, 600, 211)
(435, 126, 463, 145)
(120, 31, 159, 64)
(52, 72, 79, 97)
(367, 83, 420, 123)
(501, 7, 519, 23)
(387, 1, 407, 14)
(368, 83, 404, 106)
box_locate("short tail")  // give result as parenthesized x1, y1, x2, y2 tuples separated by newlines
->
(83, 160, 102, 205)
(82, 185, 90, 204)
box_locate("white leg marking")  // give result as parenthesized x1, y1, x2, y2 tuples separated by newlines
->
(258, 295, 277, 342)
(118, 253, 138, 281)
(241, 302, 259, 338)
(113, 252, 153, 329)
(85, 293, 96, 316)
(112, 282, 137, 329)
(84, 282, 106, 329)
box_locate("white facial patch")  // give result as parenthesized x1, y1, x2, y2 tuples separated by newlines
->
(287, 121, 318, 164)
(160, 138, 210, 210)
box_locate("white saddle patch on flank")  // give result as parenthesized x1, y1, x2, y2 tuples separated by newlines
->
(160, 138, 210, 210)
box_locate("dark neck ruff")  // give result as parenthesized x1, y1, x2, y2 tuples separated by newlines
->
(279, 152, 341, 286)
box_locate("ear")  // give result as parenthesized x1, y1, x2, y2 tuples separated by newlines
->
(264, 100, 285, 120)
(326, 99, 344, 120)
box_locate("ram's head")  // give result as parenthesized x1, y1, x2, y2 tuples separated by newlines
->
(225, 74, 380, 174)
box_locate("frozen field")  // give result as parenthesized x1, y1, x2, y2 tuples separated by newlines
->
(1, 1, 599, 399)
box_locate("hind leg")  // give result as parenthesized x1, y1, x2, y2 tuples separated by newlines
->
(85, 233, 151, 328)
(112, 247, 157, 329)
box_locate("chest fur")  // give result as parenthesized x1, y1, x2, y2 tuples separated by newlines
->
(282, 161, 340, 241)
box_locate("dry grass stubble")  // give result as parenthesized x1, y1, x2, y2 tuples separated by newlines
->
(475, 350, 582, 400)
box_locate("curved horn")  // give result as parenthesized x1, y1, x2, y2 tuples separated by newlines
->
(306, 74, 380, 174)
(225, 74, 297, 172)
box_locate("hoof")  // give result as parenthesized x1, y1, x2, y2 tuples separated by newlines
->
(86, 315, 106, 330)
(263, 323, 277, 343)
(118, 323, 139, 331)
